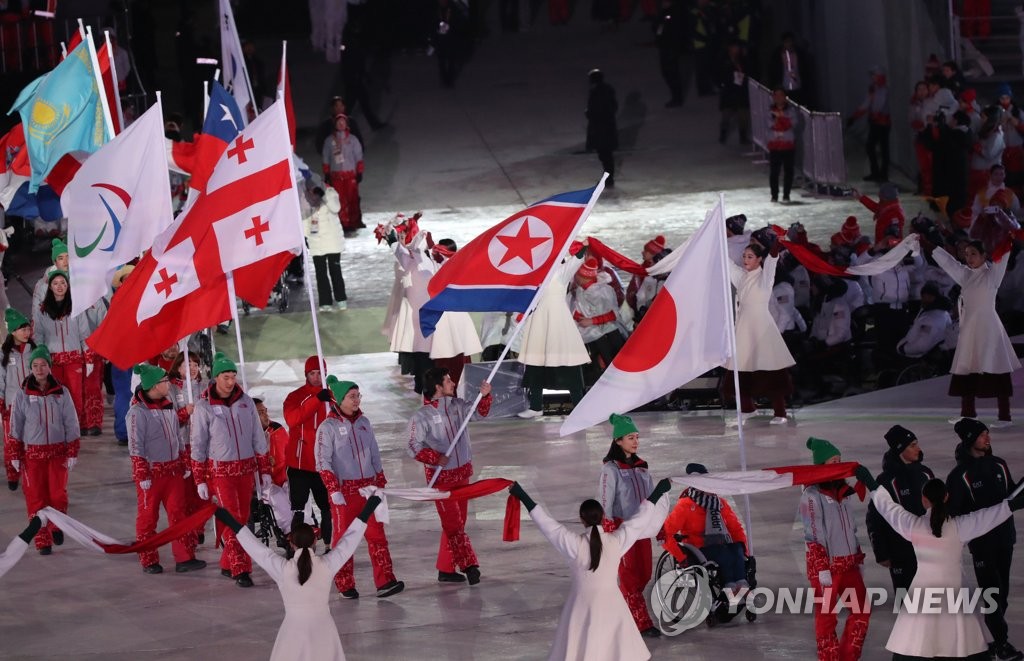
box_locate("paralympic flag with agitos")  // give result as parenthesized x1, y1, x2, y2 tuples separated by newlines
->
(419, 180, 606, 337)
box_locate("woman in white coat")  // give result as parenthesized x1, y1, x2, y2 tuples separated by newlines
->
(213, 498, 379, 661)
(515, 248, 590, 418)
(932, 239, 1021, 426)
(304, 187, 347, 312)
(508, 479, 672, 661)
(722, 241, 796, 424)
(859, 469, 1024, 660)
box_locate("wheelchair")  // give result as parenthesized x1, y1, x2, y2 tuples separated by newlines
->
(653, 536, 758, 629)
(247, 490, 291, 557)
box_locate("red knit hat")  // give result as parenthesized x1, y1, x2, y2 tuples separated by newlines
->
(644, 235, 666, 256)
(577, 258, 599, 279)
(854, 238, 872, 256)
(304, 355, 325, 374)
(953, 207, 973, 229)
(840, 216, 860, 243)
(830, 232, 845, 247)
(960, 88, 977, 104)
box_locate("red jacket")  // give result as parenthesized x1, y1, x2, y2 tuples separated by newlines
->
(283, 383, 331, 472)
(267, 421, 289, 486)
(661, 492, 749, 562)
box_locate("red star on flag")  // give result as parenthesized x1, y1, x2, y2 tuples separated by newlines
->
(496, 221, 550, 269)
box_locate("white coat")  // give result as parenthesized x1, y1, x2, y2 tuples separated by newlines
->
(810, 299, 852, 347)
(933, 249, 1021, 375)
(898, 308, 953, 358)
(725, 255, 795, 371)
(871, 488, 1012, 658)
(303, 194, 345, 257)
(388, 235, 434, 354)
(530, 498, 669, 661)
(518, 256, 589, 367)
(236, 521, 367, 661)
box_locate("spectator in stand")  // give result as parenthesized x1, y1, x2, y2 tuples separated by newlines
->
(767, 88, 797, 203)
(997, 84, 1024, 194)
(321, 114, 365, 233)
(718, 40, 751, 144)
(847, 66, 891, 182)
(304, 187, 348, 312)
(939, 60, 966, 97)
(910, 81, 933, 195)
(969, 106, 1006, 202)
(970, 164, 1021, 223)
(654, 0, 687, 108)
(897, 281, 953, 359)
(961, 88, 983, 134)
(771, 32, 812, 108)
(922, 109, 973, 218)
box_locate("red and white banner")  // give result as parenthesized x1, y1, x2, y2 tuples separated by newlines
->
(38, 504, 216, 554)
(671, 462, 862, 497)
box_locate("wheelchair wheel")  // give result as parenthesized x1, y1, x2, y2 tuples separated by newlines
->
(896, 362, 936, 386)
(746, 610, 757, 622)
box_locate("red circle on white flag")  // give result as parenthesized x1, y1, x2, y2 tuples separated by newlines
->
(613, 289, 677, 372)
(487, 216, 554, 275)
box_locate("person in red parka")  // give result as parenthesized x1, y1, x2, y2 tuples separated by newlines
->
(255, 397, 294, 535)
(661, 463, 750, 589)
(855, 182, 905, 241)
(283, 356, 334, 547)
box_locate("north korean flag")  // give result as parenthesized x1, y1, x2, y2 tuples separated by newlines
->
(419, 180, 605, 336)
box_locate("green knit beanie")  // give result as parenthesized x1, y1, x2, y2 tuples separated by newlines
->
(51, 238, 68, 262)
(609, 413, 639, 439)
(28, 344, 51, 366)
(5, 308, 29, 331)
(211, 352, 238, 377)
(48, 269, 69, 284)
(806, 437, 841, 465)
(134, 363, 167, 391)
(327, 374, 358, 401)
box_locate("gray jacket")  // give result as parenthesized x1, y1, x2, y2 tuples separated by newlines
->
(598, 459, 654, 521)
(800, 483, 862, 560)
(127, 391, 183, 466)
(407, 396, 485, 472)
(190, 385, 267, 465)
(9, 377, 80, 449)
(315, 413, 383, 488)
(0, 344, 32, 406)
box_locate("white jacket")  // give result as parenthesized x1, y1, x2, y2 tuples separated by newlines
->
(769, 282, 806, 333)
(303, 192, 345, 257)
(898, 308, 953, 358)
(810, 298, 852, 346)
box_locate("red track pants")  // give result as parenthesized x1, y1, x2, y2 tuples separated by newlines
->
(811, 569, 871, 661)
(619, 537, 654, 631)
(51, 361, 85, 428)
(2, 406, 16, 483)
(136, 476, 196, 567)
(433, 476, 479, 572)
(330, 491, 396, 592)
(211, 473, 254, 576)
(22, 456, 68, 549)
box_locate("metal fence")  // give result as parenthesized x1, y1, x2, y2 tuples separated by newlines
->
(747, 77, 847, 190)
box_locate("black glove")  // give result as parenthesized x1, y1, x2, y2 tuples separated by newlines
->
(215, 507, 243, 533)
(18, 516, 42, 543)
(357, 495, 382, 523)
(316, 388, 333, 402)
(1009, 485, 1024, 512)
(855, 465, 879, 492)
(509, 482, 536, 512)
(648, 478, 672, 504)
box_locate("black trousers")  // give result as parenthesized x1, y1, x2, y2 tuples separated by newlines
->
(287, 467, 332, 545)
(889, 560, 917, 593)
(972, 543, 1014, 644)
(769, 149, 795, 199)
(596, 148, 615, 179)
(866, 122, 891, 179)
(312, 253, 346, 305)
(658, 50, 683, 103)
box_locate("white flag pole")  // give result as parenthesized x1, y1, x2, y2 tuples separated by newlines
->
(179, 336, 194, 406)
(718, 192, 754, 555)
(426, 174, 608, 488)
(83, 27, 116, 141)
(103, 30, 125, 132)
(224, 272, 248, 390)
(219, 0, 257, 122)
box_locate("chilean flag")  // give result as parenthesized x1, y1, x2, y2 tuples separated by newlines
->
(166, 82, 244, 193)
(419, 179, 606, 336)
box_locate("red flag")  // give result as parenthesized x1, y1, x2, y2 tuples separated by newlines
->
(585, 236, 648, 276)
(0, 124, 31, 176)
(94, 42, 121, 135)
(87, 101, 302, 368)
(65, 27, 83, 55)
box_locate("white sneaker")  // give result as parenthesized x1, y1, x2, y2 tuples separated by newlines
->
(990, 420, 1013, 429)
(517, 409, 543, 419)
(318, 305, 334, 313)
(948, 416, 970, 424)
(740, 410, 759, 422)
(335, 301, 348, 310)
(769, 416, 788, 425)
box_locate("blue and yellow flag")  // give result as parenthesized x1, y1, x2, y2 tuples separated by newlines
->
(8, 41, 109, 192)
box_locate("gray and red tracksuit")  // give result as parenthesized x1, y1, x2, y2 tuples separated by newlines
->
(1, 343, 33, 483)
(190, 384, 269, 577)
(127, 388, 196, 568)
(8, 375, 80, 549)
(31, 307, 102, 429)
(316, 410, 395, 592)
(407, 393, 492, 572)
(598, 457, 656, 632)
(800, 483, 870, 661)
(170, 378, 205, 537)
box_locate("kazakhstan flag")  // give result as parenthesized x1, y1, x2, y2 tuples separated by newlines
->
(8, 41, 109, 192)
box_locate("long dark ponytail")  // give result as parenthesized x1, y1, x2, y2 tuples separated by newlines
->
(579, 499, 604, 572)
(923, 478, 949, 538)
(292, 523, 316, 585)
